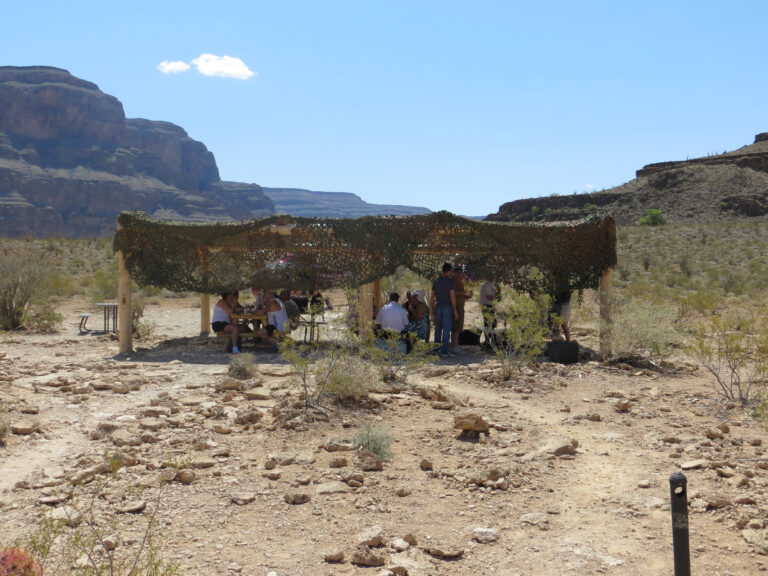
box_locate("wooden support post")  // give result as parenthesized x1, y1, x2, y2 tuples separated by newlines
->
(200, 293, 211, 336)
(358, 281, 375, 338)
(117, 249, 132, 354)
(373, 278, 383, 313)
(599, 267, 613, 359)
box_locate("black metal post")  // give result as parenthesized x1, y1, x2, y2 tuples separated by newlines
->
(669, 471, 691, 576)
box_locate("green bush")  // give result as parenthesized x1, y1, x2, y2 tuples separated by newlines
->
(25, 304, 62, 334)
(370, 331, 436, 383)
(352, 422, 394, 460)
(0, 253, 50, 330)
(637, 209, 667, 226)
(483, 286, 550, 380)
(320, 353, 374, 402)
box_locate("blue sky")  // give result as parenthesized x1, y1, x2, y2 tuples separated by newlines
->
(5, 1, 768, 216)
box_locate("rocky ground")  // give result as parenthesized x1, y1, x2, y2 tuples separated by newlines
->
(1, 295, 767, 576)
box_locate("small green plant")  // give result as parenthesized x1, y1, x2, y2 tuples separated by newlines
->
(0, 252, 50, 330)
(25, 304, 63, 334)
(320, 353, 374, 403)
(584, 203, 598, 211)
(228, 354, 257, 380)
(530, 205, 540, 216)
(279, 337, 363, 408)
(637, 208, 666, 226)
(370, 331, 436, 383)
(352, 422, 394, 460)
(483, 286, 550, 380)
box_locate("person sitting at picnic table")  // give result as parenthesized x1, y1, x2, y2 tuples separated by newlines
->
(405, 289, 430, 342)
(279, 289, 301, 331)
(253, 289, 289, 351)
(375, 292, 410, 337)
(211, 292, 242, 354)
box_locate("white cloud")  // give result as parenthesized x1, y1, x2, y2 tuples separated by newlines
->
(191, 54, 255, 79)
(584, 184, 595, 192)
(157, 60, 191, 74)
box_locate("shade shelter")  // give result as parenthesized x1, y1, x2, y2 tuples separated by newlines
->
(113, 210, 617, 354)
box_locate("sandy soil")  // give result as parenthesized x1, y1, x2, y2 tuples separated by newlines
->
(1, 295, 767, 576)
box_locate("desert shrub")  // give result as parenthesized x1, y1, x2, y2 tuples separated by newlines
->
(483, 287, 550, 380)
(0, 547, 42, 576)
(319, 353, 374, 402)
(606, 297, 679, 364)
(370, 331, 436, 383)
(228, 354, 257, 380)
(637, 208, 666, 226)
(352, 422, 394, 460)
(687, 311, 768, 404)
(24, 304, 62, 334)
(0, 253, 51, 330)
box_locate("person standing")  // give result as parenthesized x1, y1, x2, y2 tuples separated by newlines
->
(450, 265, 473, 355)
(479, 280, 497, 329)
(430, 262, 458, 357)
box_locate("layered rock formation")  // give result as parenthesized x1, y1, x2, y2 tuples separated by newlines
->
(263, 188, 430, 218)
(0, 66, 274, 237)
(487, 133, 768, 225)
(0, 66, 431, 237)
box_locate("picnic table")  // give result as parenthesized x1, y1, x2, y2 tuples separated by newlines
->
(94, 302, 119, 332)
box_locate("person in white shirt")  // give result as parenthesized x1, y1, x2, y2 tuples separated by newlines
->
(375, 292, 410, 334)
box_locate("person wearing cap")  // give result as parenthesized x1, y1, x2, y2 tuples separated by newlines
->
(430, 262, 458, 357)
(405, 289, 430, 341)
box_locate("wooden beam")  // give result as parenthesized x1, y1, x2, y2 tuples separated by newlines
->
(373, 278, 383, 313)
(358, 281, 374, 338)
(599, 267, 613, 358)
(200, 293, 211, 336)
(117, 249, 132, 354)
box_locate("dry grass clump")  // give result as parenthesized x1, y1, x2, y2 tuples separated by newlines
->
(352, 422, 394, 460)
(228, 354, 258, 380)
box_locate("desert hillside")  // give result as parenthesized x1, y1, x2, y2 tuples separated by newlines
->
(488, 133, 768, 225)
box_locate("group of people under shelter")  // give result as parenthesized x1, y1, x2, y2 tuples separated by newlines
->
(212, 262, 570, 356)
(376, 261, 572, 358)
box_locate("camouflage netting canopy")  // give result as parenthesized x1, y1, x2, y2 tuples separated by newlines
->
(114, 211, 616, 295)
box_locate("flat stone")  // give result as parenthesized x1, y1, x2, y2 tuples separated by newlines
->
(230, 491, 256, 505)
(316, 481, 350, 495)
(681, 459, 707, 470)
(117, 500, 147, 514)
(11, 420, 38, 435)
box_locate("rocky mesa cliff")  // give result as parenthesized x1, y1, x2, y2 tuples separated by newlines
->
(0, 66, 275, 237)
